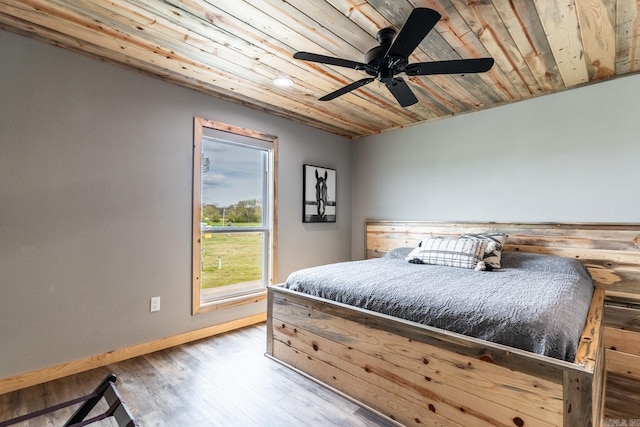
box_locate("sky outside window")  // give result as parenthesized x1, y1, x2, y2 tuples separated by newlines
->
(201, 138, 264, 207)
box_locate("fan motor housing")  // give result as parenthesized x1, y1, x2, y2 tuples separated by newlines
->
(365, 27, 396, 66)
(376, 27, 396, 44)
(365, 27, 409, 78)
(364, 45, 387, 68)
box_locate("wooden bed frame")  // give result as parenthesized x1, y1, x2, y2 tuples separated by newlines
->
(267, 221, 640, 426)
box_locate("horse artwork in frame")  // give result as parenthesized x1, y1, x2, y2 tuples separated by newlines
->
(303, 164, 336, 223)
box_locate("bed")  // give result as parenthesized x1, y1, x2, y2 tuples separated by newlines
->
(264, 221, 640, 427)
(282, 248, 594, 363)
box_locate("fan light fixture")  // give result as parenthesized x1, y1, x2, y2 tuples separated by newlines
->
(273, 76, 293, 87)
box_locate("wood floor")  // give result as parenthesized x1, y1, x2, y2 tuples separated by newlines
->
(0, 324, 396, 426)
(0, 323, 638, 426)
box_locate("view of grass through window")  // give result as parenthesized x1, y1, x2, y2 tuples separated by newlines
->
(200, 226, 262, 289)
(200, 200, 263, 290)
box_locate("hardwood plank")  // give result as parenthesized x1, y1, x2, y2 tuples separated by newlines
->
(532, 0, 590, 86)
(0, 0, 383, 138)
(605, 349, 640, 381)
(604, 302, 640, 333)
(438, 5, 521, 103)
(592, 331, 607, 424)
(425, 0, 519, 104)
(406, 0, 515, 108)
(575, 288, 605, 372)
(604, 327, 640, 355)
(616, 0, 640, 74)
(492, 0, 564, 91)
(0, 313, 266, 395)
(450, 0, 541, 97)
(271, 285, 581, 385)
(117, 0, 409, 133)
(562, 369, 595, 427)
(3, 0, 364, 135)
(365, 221, 640, 250)
(0, 12, 363, 138)
(273, 317, 562, 426)
(273, 339, 467, 427)
(0, 325, 396, 427)
(575, 0, 616, 80)
(167, 0, 422, 130)
(270, 0, 376, 53)
(605, 372, 640, 420)
(0, 0, 638, 138)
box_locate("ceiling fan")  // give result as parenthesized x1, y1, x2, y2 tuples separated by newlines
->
(293, 8, 494, 107)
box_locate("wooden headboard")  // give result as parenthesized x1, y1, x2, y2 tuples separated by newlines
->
(365, 221, 640, 299)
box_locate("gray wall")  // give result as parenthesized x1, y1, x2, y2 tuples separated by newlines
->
(0, 30, 351, 378)
(351, 74, 640, 258)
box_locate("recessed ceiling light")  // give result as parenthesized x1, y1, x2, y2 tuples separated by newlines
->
(273, 76, 293, 88)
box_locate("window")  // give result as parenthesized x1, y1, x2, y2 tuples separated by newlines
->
(192, 117, 277, 314)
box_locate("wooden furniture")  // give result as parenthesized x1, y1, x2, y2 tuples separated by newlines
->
(604, 298, 640, 379)
(267, 221, 640, 427)
(603, 296, 640, 417)
(0, 374, 137, 427)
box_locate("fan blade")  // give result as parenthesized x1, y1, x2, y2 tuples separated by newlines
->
(386, 8, 441, 59)
(319, 78, 375, 101)
(294, 52, 366, 70)
(405, 58, 494, 75)
(385, 78, 418, 107)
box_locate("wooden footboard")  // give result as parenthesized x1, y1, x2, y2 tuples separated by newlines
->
(267, 284, 604, 427)
(266, 221, 640, 426)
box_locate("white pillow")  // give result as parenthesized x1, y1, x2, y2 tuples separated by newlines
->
(406, 237, 487, 270)
(459, 233, 507, 270)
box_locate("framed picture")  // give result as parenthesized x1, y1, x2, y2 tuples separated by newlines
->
(303, 164, 336, 223)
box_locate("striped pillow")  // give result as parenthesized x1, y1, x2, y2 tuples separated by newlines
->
(459, 233, 508, 270)
(405, 237, 487, 270)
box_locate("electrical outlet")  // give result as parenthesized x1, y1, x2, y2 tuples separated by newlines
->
(150, 296, 161, 312)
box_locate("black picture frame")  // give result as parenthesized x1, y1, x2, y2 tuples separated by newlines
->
(303, 164, 336, 223)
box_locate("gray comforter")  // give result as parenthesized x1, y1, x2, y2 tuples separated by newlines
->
(283, 249, 594, 361)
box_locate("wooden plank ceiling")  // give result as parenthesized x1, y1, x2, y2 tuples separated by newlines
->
(1, 0, 638, 139)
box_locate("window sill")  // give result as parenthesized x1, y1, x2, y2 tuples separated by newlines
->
(193, 290, 267, 315)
